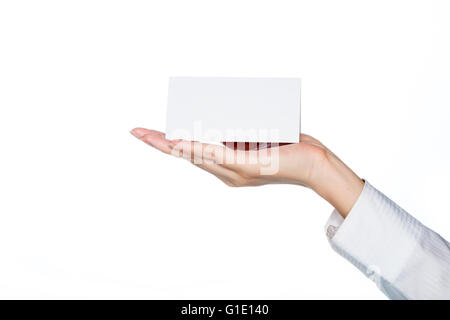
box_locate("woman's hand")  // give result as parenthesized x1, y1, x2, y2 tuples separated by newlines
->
(130, 128, 328, 187)
(130, 127, 364, 217)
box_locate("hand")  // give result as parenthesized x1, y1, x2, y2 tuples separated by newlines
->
(130, 128, 328, 187)
(130, 128, 364, 217)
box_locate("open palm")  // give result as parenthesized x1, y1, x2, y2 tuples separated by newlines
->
(131, 128, 329, 188)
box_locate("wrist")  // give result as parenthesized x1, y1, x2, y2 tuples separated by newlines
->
(311, 152, 364, 218)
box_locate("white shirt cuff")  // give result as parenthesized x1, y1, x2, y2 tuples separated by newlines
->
(324, 180, 450, 299)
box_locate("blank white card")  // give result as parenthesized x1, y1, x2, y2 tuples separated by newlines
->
(166, 77, 301, 143)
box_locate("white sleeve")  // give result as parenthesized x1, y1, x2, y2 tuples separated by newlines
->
(324, 181, 450, 300)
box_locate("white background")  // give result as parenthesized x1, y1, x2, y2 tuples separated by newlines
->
(0, 0, 449, 299)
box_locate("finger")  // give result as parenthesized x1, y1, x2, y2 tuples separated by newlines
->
(215, 142, 257, 171)
(130, 127, 161, 139)
(130, 128, 174, 154)
(172, 141, 248, 182)
(195, 161, 241, 183)
(173, 140, 226, 164)
(175, 140, 279, 174)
